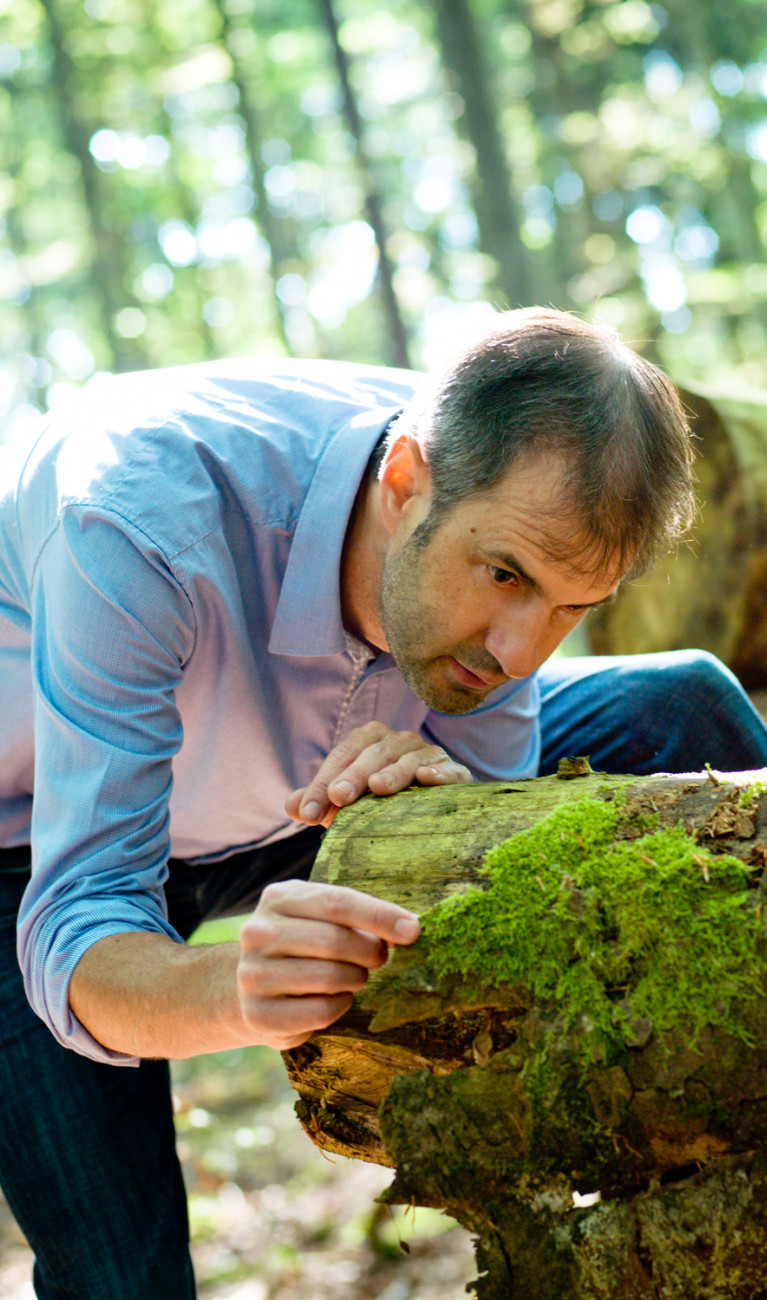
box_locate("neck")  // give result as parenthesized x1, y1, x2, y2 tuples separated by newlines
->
(340, 470, 389, 651)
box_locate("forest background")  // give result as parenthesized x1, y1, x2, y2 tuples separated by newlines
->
(2, 0, 767, 433)
(1, 0, 767, 1297)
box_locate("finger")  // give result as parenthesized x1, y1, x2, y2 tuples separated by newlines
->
(239, 956, 371, 999)
(293, 723, 394, 821)
(285, 787, 307, 822)
(366, 751, 473, 795)
(256, 880, 420, 946)
(325, 733, 441, 806)
(413, 759, 473, 786)
(287, 785, 343, 826)
(285, 785, 341, 827)
(240, 913, 389, 969)
(241, 991, 354, 1046)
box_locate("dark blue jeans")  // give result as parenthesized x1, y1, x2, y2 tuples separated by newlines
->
(2, 649, 766, 1298)
(0, 828, 323, 1299)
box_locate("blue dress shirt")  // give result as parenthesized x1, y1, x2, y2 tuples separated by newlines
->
(0, 357, 539, 1063)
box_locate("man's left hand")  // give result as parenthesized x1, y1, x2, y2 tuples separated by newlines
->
(285, 721, 472, 828)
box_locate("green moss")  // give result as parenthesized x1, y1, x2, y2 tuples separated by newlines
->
(738, 780, 767, 809)
(415, 794, 764, 1067)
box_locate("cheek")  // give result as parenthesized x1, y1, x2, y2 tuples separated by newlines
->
(545, 614, 581, 653)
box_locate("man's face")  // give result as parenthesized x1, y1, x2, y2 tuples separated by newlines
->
(380, 454, 621, 715)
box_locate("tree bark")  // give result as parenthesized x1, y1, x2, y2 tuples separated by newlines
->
(316, 0, 411, 370)
(432, 0, 532, 309)
(211, 0, 294, 354)
(283, 768, 767, 1297)
(588, 381, 767, 688)
(38, 0, 148, 372)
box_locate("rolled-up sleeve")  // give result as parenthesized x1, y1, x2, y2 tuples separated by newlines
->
(18, 504, 197, 1064)
(421, 674, 541, 782)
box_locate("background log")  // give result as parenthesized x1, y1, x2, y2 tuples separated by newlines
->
(587, 382, 767, 688)
(282, 768, 767, 1297)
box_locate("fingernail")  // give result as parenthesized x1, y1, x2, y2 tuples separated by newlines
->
(302, 801, 321, 821)
(394, 915, 420, 942)
(332, 780, 354, 802)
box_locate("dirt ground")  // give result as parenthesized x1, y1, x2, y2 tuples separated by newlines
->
(0, 1032, 476, 1300)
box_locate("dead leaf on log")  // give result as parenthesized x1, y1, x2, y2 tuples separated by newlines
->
(696, 788, 757, 841)
(748, 842, 767, 870)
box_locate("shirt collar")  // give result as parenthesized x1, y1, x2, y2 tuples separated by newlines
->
(268, 406, 397, 657)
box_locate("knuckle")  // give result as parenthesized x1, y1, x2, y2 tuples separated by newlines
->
(315, 992, 354, 1025)
(323, 961, 367, 992)
(240, 915, 279, 953)
(258, 878, 308, 913)
(260, 879, 293, 906)
(236, 959, 264, 998)
(359, 721, 389, 742)
(344, 722, 388, 752)
(320, 889, 348, 924)
(257, 881, 284, 911)
(377, 731, 420, 765)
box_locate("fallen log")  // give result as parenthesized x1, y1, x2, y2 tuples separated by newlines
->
(282, 766, 767, 1298)
(588, 382, 767, 688)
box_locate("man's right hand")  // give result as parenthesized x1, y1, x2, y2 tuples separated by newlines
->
(236, 879, 420, 1050)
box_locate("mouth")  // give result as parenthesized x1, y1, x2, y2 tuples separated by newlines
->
(448, 657, 506, 691)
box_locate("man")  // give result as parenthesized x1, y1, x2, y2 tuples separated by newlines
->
(1, 307, 766, 1297)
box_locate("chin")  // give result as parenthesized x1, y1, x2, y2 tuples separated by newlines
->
(404, 667, 489, 715)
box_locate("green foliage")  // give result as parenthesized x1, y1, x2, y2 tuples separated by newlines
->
(1, 0, 767, 437)
(738, 777, 767, 808)
(418, 794, 765, 1066)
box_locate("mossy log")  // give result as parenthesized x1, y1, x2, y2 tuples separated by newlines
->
(588, 382, 767, 688)
(282, 767, 767, 1298)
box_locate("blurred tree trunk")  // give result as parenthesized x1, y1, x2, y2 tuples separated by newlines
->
(284, 773, 767, 1298)
(316, 0, 411, 370)
(588, 381, 767, 688)
(661, 0, 767, 323)
(140, 0, 218, 360)
(211, 0, 293, 353)
(514, 0, 602, 308)
(4, 84, 48, 409)
(432, 0, 532, 309)
(38, 0, 148, 372)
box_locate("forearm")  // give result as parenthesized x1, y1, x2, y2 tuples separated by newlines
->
(68, 931, 254, 1060)
(67, 881, 422, 1061)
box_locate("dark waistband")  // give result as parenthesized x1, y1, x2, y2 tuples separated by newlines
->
(0, 847, 32, 872)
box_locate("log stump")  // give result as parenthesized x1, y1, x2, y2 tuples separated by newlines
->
(588, 382, 767, 688)
(282, 767, 767, 1297)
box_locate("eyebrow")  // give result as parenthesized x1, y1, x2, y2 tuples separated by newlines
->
(485, 550, 620, 609)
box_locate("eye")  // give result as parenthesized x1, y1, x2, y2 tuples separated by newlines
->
(488, 565, 519, 587)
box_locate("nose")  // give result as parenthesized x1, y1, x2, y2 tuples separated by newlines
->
(484, 604, 552, 681)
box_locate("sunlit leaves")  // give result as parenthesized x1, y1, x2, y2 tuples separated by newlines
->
(1, 0, 767, 441)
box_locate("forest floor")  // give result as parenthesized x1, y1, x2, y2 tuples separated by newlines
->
(0, 965, 476, 1300)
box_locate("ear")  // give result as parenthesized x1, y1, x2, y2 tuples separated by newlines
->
(378, 433, 432, 536)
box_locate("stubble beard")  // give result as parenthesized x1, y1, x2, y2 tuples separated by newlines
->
(380, 532, 495, 716)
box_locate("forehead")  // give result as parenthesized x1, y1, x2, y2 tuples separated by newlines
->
(453, 452, 578, 545)
(441, 453, 624, 592)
